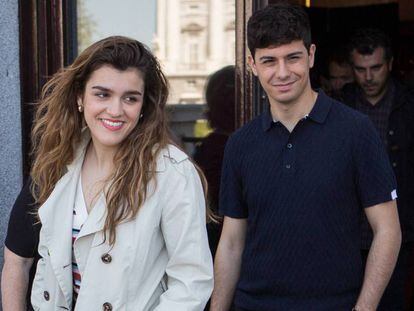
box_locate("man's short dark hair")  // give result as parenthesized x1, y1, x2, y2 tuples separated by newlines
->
(348, 28, 393, 61)
(247, 1, 311, 58)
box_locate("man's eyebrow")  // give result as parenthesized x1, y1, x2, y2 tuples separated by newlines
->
(286, 51, 303, 58)
(258, 56, 275, 62)
(370, 64, 383, 69)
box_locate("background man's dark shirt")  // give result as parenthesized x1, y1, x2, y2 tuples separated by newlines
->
(350, 80, 395, 249)
(343, 80, 414, 246)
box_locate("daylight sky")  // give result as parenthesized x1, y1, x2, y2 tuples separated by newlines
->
(82, 0, 156, 48)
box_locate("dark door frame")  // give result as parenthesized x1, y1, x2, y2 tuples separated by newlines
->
(19, 0, 77, 180)
(235, 0, 267, 129)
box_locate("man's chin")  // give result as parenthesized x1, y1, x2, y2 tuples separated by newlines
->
(363, 88, 379, 97)
(273, 96, 296, 106)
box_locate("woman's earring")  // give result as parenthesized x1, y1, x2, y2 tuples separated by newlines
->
(78, 105, 83, 113)
(140, 113, 143, 119)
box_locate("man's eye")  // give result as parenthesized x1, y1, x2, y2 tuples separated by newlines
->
(288, 56, 299, 61)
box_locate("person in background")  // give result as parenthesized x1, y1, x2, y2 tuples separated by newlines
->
(343, 27, 414, 310)
(7, 36, 213, 311)
(2, 179, 40, 311)
(194, 65, 236, 260)
(210, 3, 401, 310)
(318, 43, 354, 99)
(327, 46, 354, 98)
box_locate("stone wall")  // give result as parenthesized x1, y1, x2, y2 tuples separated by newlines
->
(0, 0, 22, 275)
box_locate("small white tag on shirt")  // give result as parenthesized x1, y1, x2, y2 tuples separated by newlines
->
(391, 189, 398, 200)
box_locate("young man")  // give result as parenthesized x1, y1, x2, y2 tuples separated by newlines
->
(210, 3, 401, 311)
(343, 28, 414, 310)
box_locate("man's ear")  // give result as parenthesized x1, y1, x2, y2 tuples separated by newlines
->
(248, 55, 258, 76)
(308, 44, 316, 69)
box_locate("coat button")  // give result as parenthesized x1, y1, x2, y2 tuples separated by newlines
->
(103, 302, 112, 311)
(392, 162, 397, 167)
(43, 291, 50, 301)
(101, 253, 112, 264)
(389, 130, 394, 136)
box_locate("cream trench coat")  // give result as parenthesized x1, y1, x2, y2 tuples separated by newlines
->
(31, 136, 213, 311)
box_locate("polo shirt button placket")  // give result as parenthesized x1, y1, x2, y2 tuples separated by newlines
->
(284, 141, 294, 171)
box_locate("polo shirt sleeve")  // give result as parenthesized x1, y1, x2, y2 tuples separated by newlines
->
(5, 179, 40, 258)
(219, 135, 248, 218)
(353, 115, 397, 208)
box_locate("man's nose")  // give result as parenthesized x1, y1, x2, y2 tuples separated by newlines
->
(276, 62, 289, 80)
(365, 69, 373, 81)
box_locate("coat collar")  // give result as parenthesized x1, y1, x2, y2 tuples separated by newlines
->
(154, 144, 188, 172)
(39, 139, 189, 241)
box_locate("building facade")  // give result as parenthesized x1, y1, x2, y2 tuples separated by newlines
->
(153, 0, 235, 104)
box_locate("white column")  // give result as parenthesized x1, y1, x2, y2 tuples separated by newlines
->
(156, 0, 167, 61)
(166, 0, 181, 73)
(208, 0, 224, 69)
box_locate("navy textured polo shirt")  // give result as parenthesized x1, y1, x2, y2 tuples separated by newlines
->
(219, 91, 397, 310)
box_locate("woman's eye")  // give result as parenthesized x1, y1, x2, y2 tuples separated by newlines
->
(95, 92, 108, 98)
(125, 96, 138, 103)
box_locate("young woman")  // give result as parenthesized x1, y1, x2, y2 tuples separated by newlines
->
(29, 36, 213, 310)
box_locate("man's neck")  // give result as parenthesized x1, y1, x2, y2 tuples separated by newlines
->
(269, 87, 318, 132)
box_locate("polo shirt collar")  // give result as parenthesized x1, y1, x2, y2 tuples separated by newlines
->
(261, 105, 274, 131)
(307, 90, 332, 124)
(261, 90, 332, 131)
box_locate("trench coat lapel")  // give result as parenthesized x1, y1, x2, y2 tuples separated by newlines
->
(38, 157, 82, 309)
(37, 133, 90, 309)
(76, 194, 106, 240)
(76, 147, 171, 239)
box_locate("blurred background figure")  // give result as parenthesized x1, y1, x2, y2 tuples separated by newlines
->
(327, 45, 354, 98)
(342, 27, 414, 311)
(318, 41, 354, 98)
(193, 65, 235, 260)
